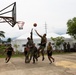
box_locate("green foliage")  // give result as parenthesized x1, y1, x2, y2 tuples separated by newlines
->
(7, 38, 12, 42)
(14, 44, 19, 49)
(51, 37, 64, 50)
(67, 17, 76, 39)
(0, 45, 7, 53)
(12, 52, 24, 57)
(0, 31, 5, 43)
(0, 31, 5, 38)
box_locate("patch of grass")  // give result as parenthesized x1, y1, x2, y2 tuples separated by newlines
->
(52, 51, 75, 55)
(12, 53, 24, 58)
(0, 53, 24, 58)
(0, 54, 5, 58)
(0, 51, 75, 58)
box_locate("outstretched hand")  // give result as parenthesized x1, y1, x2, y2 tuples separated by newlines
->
(35, 30, 41, 37)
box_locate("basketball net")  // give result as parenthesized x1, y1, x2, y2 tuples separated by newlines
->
(0, 18, 2, 20)
(0, 18, 2, 22)
(17, 21, 25, 30)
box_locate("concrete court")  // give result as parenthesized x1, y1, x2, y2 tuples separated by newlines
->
(0, 53, 76, 75)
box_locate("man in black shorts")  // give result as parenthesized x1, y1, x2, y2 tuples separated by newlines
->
(4, 44, 14, 63)
(25, 29, 35, 63)
(35, 30, 47, 61)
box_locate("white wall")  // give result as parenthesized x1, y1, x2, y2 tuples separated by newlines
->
(11, 38, 53, 52)
(11, 38, 75, 52)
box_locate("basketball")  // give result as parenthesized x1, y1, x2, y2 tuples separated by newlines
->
(33, 23, 37, 27)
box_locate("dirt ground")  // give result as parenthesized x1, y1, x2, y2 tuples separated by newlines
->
(0, 53, 76, 75)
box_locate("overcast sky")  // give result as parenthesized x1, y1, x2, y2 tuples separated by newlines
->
(0, 0, 76, 38)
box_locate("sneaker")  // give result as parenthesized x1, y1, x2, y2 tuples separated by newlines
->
(5, 60, 8, 63)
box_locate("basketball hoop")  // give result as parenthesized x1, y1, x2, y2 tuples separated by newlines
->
(17, 21, 25, 30)
(0, 18, 2, 21)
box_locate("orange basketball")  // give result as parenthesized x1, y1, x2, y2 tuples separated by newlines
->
(33, 23, 37, 27)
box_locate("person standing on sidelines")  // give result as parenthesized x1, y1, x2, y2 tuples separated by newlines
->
(4, 44, 14, 63)
(35, 30, 47, 61)
(47, 42, 55, 64)
(67, 42, 70, 52)
(63, 42, 67, 52)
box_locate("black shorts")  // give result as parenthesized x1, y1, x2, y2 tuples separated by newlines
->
(47, 51, 52, 57)
(7, 53, 12, 57)
(7, 52, 12, 57)
(24, 51, 28, 56)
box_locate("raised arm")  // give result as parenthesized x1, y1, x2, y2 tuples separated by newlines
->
(35, 30, 42, 37)
(30, 28, 33, 40)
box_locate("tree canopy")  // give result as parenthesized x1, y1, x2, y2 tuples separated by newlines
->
(67, 17, 76, 39)
(0, 31, 5, 38)
(7, 38, 12, 42)
(51, 37, 64, 50)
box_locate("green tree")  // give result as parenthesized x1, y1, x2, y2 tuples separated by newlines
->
(7, 38, 12, 42)
(67, 17, 76, 39)
(0, 31, 5, 38)
(51, 37, 64, 50)
(0, 31, 5, 43)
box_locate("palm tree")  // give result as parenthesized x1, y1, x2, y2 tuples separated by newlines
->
(0, 31, 5, 43)
(0, 31, 5, 38)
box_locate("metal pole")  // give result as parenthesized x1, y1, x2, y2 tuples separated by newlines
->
(45, 22, 47, 35)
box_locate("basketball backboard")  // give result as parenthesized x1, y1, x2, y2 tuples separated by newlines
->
(0, 2, 16, 27)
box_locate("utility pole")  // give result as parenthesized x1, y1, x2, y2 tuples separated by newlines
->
(45, 22, 47, 35)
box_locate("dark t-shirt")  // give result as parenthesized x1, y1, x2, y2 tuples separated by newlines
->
(47, 45, 52, 56)
(41, 37, 47, 47)
(7, 47, 13, 55)
(26, 40, 33, 48)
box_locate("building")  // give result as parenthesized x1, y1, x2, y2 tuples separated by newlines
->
(11, 33, 75, 52)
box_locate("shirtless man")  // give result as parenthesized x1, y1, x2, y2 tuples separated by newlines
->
(35, 30, 47, 61)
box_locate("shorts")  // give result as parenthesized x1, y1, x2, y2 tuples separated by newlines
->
(47, 51, 52, 57)
(40, 46, 45, 50)
(7, 52, 12, 57)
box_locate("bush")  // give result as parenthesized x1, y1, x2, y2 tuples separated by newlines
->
(0, 44, 7, 54)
